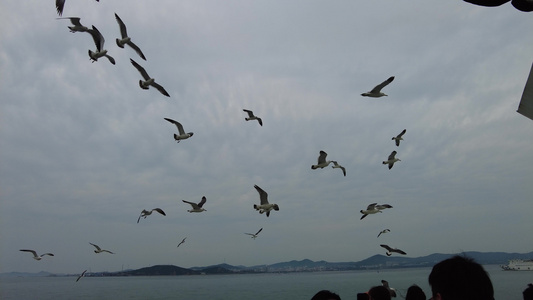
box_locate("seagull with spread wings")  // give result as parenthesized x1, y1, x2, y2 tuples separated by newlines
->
(377, 229, 391, 238)
(243, 109, 263, 126)
(183, 197, 207, 213)
(57, 17, 89, 33)
(87, 25, 115, 65)
(163, 118, 194, 143)
(392, 129, 406, 147)
(245, 228, 263, 239)
(382, 151, 401, 170)
(114, 13, 146, 60)
(19, 249, 54, 260)
(130, 59, 170, 96)
(76, 270, 87, 282)
(380, 244, 407, 256)
(89, 243, 114, 254)
(360, 203, 393, 220)
(177, 237, 187, 248)
(253, 185, 279, 217)
(311, 151, 333, 170)
(137, 208, 166, 223)
(361, 76, 395, 97)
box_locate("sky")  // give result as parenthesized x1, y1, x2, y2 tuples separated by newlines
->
(0, 1, 532, 275)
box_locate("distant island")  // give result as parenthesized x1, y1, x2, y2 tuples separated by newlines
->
(2, 251, 531, 278)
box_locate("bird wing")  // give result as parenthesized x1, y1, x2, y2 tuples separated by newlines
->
(340, 166, 346, 176)
(244, 233, 254, 236)
(377, 204, 393, 209)
(130, 59, 151, 80)
(151, 82, 170, 97)
(103, 250, 114, 254)
(126, 41, 147, 60)
(182, 200, 200, 209)
(56, 0, 65, 16)
(256, 228, 263, 235)
(317, 151, 327, 164)
(42, 253, 54, 257)
(114, 13, 128, 39)
(254, 185, 269, 205)
(89, 243, 102, 251)
(367, 203, 377, 210)
(360, 214, 368, 220)
(398, 129, 406, 138)
(88, 25, 104, 51)
(394, 248, 407, 255)
(57, 17, 82, 26)
(198, 196, 207, 208)
(380, 244, 393, 252)
(243, 109, 254, 117)
(76, 270, 87, 282)
(153, 208, 166, 216)
(388, 151, 397, 160)
(257, 118, 263, 126)
(395, 139, 400, 147)
(164, 118, 184, 134)
(137, 211, 143, 223)
(377, 231, 382, 238)
(370, 76, 394, 93)
(20, 249, 38, 257)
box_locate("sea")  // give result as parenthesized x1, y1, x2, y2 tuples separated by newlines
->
(1, 265, 531, 300)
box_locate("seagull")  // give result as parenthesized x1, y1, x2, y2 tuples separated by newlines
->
(380, 244, 407, 256)
(87, 25, 115, 65)
(137, 208, 166, 223)
(57, 17, 89, 33)
(381, 280, 397, 298)
(177, 237, 187, 248)
(114, 13, 146, 60)
(360, 203, 393, 220)
(392, 129, 406, 147)
(76, 270, 87, 282)
(253, 185, 279, 217)
(183, 196, 207, 213)
(243, 109, 263, 126)
(56, 0, 99, 17)
(382, 151, 400, 170)
(130, 59, 170, 96)
(163, 118, 194, 142)
(245, 228, 263, 239)
(377, 229, 391, 238)
(311, 151, 333, 170)
(19, 249, 54, 260)
(331, 161, 346, 176)
(361, 76, 395, 97)
(89, 243, 114, 254)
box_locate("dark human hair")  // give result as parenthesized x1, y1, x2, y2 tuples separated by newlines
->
(368, 285, 391, 300)
(405, 284, 426, 300)
(524, 283, 533, 300)
(311, 290, 341, 300)
(428, 255, 494, 300)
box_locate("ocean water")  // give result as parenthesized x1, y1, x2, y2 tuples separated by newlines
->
(1, 265, 531, 299)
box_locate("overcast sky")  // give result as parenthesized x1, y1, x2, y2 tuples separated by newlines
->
(1, 1, 532, 274)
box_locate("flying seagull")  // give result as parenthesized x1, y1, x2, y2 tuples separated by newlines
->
(130, 59, 170, 96)
(253, 185, 279, 217)
(114, 13, 146, 60)
(380, 244, 407, 256)
(331, 161, 346, 176)
(19, 249, 54, 260)
(243, 109, 263, 126)
(377, 229, 391, 238)
(360, 203, 393, 220)
(361, 76, 395, 97)
(76, 270, 87, 282)
(392, 129, 406, 147)
(137, 208, 166, 223)
(177, 237, 187, 248)
(382, 151, 400, 170)
(163, 118, 194, 142)
(56, 0, 99, 17)
(245, 228, 263, 239)
(87, 25, 115, 65)
(381, 280, 397, 298)
(311, 150, 333, 170)
(183, 196, 207, 213)
(57, 17, 89, 33)
(89, 243, 114, 254)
